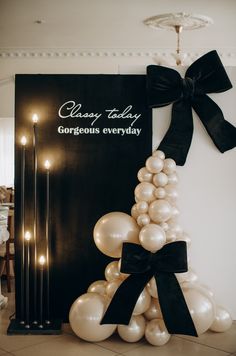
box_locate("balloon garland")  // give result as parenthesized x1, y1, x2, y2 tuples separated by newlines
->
(69, 150, 232, 346)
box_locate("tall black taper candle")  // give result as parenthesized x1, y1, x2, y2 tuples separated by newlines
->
(44, 160, 51, 324)
(24, 231, 31, 328)
(32, 113, 38, 324)
(20, 136, 27, 323)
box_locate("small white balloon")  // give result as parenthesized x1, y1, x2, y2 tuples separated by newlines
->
(154, 187, 166, 199)
(144, 298, 162, 320)
(69, 293, 116, 342)
(152, 150, 165, 160)
(163, 158, 176, 175)
(167, 220, 183, 237)
(87, 280, 108, 295)
(159, 222, 169, 232)
(153, 172, 168, 187)
(210, 306, 232, 332)
(137, 167, 153, 182)
(167, 172, 178, 185)
(105, 261, 122, 282)
(137, 214, 150, 227)
(145, 319, 171, 346)
(165, 184, 178, 203)
(133, 288, 151, 315)
(146, 156, 164, 174)
(136, 201, 149, 214)
(118, 315, 146, 342)
(139, 224, 166, 252)
(135, 182, 156, 202)
(166, 231, 177, 242)
(147, 277, 158, 298)
(131, 204, 139, 219)
(106, 279, 123, 298)
(171, 206, 180, 219)
(149, 199, 172, 223)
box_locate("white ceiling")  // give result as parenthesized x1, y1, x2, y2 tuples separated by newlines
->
(0, 0, 236, 51)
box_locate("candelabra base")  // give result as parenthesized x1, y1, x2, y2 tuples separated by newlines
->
(7, 319, 62, 335)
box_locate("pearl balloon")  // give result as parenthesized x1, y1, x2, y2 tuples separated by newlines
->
(69, 293, 116, 342)
(154, 187, 166, 199)
(167, 172, 178, 185)
(87, 280, 108, 295)
(171, 206, 180, 219)
(131, 204, 139, 219)
(176, 268, 198, 284)
(147, 277, 158, 298)
(94, 212, 139, 258)
(118, 315, 146, 342)
(159, 222, 169, 231)
(146, 156, 164, 174)
(210, 306, 232, 332)
(106, 279, 123, 298)
(137, 214, 150, 227)
(167, 220, 183, 237)
(183, 288, 215, 335)
(148, 199, 172, 223)
(139, 224, 166, 252)
(137, 167, 153, 183)
(145, 319, 171, 346)
(105, 261, 121, 282)
(153, 172, 168, 187)
(164, 184, 178, 203)
(166, 231, 177, 242)
(133, 288, 151, 315)
(135, 182, 156, 203)
(152, 150, 165, 160)
(144, 298, 162, 320)
(163, 158, 176, 175)
(136, 201, 149, 214)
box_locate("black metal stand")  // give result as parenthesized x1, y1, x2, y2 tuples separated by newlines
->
(7, 319, 62, 335)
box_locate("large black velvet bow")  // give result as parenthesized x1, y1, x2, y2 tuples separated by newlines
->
(101, 241, 197, 336)
(147, 50, 236, 165)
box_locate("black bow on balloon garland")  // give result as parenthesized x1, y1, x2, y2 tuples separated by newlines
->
(147, 50, 236, 165)
(101, 241, 198, 337)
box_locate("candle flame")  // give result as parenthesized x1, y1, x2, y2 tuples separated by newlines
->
(24, 231, 31, 241)
(44, 160, 51, 170)
(32, 113, 39, 123)
(21, 136, 27, 146)
(39, 255, 46, 266)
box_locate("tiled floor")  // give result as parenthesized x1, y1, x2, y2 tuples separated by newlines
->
(0, 280, 236, 356)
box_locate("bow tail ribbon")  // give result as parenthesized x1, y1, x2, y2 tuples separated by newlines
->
(192, 95, 236, 153)
(101, 270, 197, 337)
(158, 100, 193, 166)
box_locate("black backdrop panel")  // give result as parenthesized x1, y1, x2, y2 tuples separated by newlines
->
(15, 74, 152, 321)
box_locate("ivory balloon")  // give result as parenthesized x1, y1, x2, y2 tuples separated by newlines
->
(137, 214, 150, 227)
(152, 150, 165, 160)
(144, 298, 162, 320)
(163, 158, 176, 175)
(153, 172, 168, 187)
(93, 212, 139, 258)
(159, 222, 169, 231)
(146, 156, 164, 174)
(69, 293, 116, 342)
(135, 182, 156, 202)
(137, 167, 153, 183)
(133, 288, 151, 315)
(183, 288, 215, 335)
(210, 306, 232, 332)
(87, 280, 108, 295)
(136, 201, 149, 214)
(154, 187, 166, 199)
(176, 268, 198, 284)
(145, 319, 171, 346)
(105, 261, 121, 282)
(131, 204, 139, 219)
(167, 172, 178, 185)
(118, 315, 146, 342)
(139, 224, 166, 252)
(106, 279, 123, 298)
(167, 220, 183, 237)
(148, 199, 172, 223)
(147, 277, 158, 298)
(164, 184, 178, 203)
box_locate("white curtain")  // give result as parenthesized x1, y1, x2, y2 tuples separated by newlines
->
(0, 117, 14, 187)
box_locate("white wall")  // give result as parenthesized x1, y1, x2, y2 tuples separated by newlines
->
(0, 54, 235, 319)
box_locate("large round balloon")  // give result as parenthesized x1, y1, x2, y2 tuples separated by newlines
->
(139, 224, 166, 252)
(145, 319, 171, 346)
(118, 315, 146, 342)
(93, 212, 139, 258)
(69, 293, 116, 342)
(148, 199, 172, 223)
(183, 287, 215, 335)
